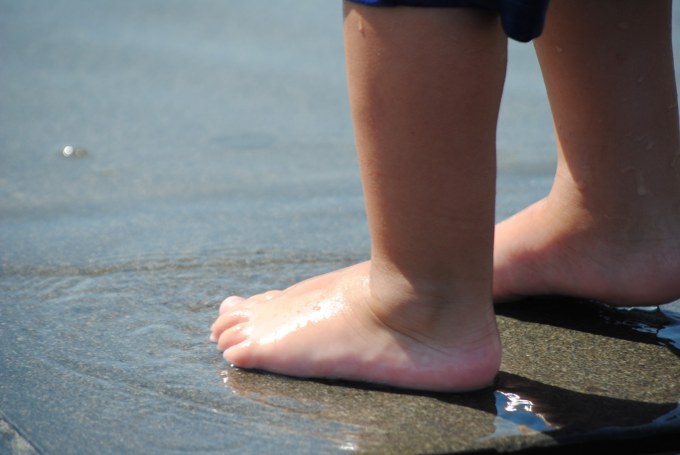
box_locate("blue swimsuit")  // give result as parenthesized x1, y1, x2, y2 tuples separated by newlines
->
(345, 0, 550, 42)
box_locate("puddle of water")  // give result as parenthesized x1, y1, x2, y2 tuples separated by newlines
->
(493, 391, 558, 434)
(606, 306, 680, 353)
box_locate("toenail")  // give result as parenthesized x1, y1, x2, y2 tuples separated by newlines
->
(220, 296, 244, 314)
(222, 296, 244, 306)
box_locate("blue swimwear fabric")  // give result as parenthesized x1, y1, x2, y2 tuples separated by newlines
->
(345, 0, 550, 42)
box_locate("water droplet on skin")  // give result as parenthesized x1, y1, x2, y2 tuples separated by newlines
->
(672, 151, 680, 168)
(622, 166, 649, 196)
(645, 140, 656, 151)
(636, 173, 648, 196)
(555, 45, 563, 53)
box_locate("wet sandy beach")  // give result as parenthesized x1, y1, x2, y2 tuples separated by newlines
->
(1, 1, 679, 453)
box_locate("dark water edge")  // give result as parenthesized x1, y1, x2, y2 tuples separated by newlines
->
(0, 413, 36, 455)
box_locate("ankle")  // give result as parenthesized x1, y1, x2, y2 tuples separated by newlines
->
(365, 261, 496, 346)
(552, 159, 680, 219)
(546, 178, 680, 246)
(369, 259, 491, 306)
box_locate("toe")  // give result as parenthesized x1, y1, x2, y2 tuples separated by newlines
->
(220, 296, 246, 314)
(211, 310, 249, 343)
(217, 322, 252, 352)
(223, 341, 256, 369)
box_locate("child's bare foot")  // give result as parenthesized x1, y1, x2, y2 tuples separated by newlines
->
(494, 194, 680, 306)
(210, 262, 501, 392)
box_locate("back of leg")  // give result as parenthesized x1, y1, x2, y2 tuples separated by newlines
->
(494, 0, 680, 306)
(536, 0, 680, 216)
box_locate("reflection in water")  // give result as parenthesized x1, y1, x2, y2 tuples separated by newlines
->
(220, 368, 498, 453)
(606, 306, 680, 353)
(494, 390, 558, 434)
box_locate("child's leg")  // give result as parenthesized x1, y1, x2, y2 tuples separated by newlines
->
(210, 3, 506, 391)
(494, 0, 680, 306)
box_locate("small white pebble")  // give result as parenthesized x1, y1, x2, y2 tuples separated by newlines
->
(60, 145, 87, 158)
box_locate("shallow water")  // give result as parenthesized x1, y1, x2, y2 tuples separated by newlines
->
(1, 1, 680, 453)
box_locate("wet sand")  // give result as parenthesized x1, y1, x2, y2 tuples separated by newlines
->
(1, 1, 679, 453)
